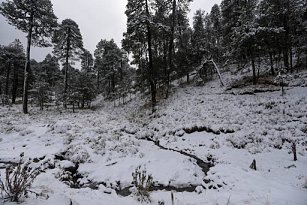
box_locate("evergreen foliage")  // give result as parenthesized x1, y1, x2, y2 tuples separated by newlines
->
(52, 19, 84, 108)
(1, 0, 306, 112)
(0, 0, 57, 113)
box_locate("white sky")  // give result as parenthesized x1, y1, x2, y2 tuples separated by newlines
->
(0, 0, 221, 61)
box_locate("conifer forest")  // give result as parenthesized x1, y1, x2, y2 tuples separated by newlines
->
(0, 0, 307, 204)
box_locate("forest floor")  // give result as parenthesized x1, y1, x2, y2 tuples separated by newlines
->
(0, 70, 307, 205)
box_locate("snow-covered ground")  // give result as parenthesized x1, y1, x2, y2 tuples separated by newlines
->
(1, 71, 307, 205)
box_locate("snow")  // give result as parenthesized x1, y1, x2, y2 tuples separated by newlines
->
(1, 71, 307, 205)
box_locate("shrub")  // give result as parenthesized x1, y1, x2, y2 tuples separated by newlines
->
(0, 158, 41, 202)
(264, 101, 276, 109)
(132, 166, 153, 202)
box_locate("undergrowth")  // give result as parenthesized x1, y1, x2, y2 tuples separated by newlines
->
(0, 157, 42, 202)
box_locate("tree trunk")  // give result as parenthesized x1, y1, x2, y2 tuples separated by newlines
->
(81, 95, 85, 109)
(163, 41, 168, 94)
(97, 68, 100, 93)
(257, 55, 261, 83)
(269, 51, 275, 76)
(146, 0, 156, 112)
(12, 63, 18, 104)
(5, 62, 11, 96)
(112, 72, 115, 92)
(292, 142, 297, 161)
(283, 49, 289, 72)
(296, 50, 301, 72)
(289, 47, 293, 73)
(64, 28, 71, 109)
(23, 12, 34, 114)
(251, 49, 256, 85)
(284, 0, 291, 73)
(40, 99, 43, 111)
(211, 59, 224, 86)
(281, 77, 285, 96)
(166, 0, 176, 99)
(108, 78, 112, 95)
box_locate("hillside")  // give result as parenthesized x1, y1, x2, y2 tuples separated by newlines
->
(0, 71, 307, 205)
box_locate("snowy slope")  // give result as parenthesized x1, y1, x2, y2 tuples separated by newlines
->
(0, 71, 307, 205)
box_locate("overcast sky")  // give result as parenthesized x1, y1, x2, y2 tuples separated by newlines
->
(0, 0, 221, 62)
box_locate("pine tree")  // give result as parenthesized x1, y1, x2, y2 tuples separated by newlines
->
(123, 0, 193, 106)
(9, 40, 25, 104)
(0, 0, 57, 113)
(167, 0, 177, 93)
(258, 0, 306, 73)
(1, 41, 24, 97)
(124, 0, 156, 111)
(31, 77, 50, 110)
(295, 3, 307, 68)
(53, 19, 84, 108)
(0, 40, 25, 105)
(94, 40, 106, 93)
(176, 27, 193, 82)
(40, 54, 61, 88)
(95, 39, 123, 96)
(117, 52, 135, 104)
(0, 45, 4, 97)
(151, 0, 171, 88)
(191, 10, 206, 65)
(221, 0, 242, 60)
(233, 0, 259, 84)
(30, 54, 61, 110)
(74, 71, 96, 109)
(145, 0, 156, 110)
(175, 6, 193, 82)
(301, 6, 307, 66)
(210, 4, 222, 62)
(81, 49, 94, 72)
(79, 50, 95, 108)
(167, 0, 192, 95)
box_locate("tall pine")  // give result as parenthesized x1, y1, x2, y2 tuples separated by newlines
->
(0, 0, 57, 113)
(124, 0, 156, 111)
(53, 19, 83, 108)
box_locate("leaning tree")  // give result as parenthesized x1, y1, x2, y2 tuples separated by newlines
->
(0, 0, 57, 114)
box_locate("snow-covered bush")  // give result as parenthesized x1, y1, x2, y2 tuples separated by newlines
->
(109, 137, 140, 157)
(226, 133, 266, 153)
(55, 159, 85, 188)
(264, 101, 277, 110)
(65, 145, 90, 163)
(52, 120, 72, 134)
(89, 136, 106, 155)
(226, 134, 252, 149)
(0, 158, 41, 202)
(132, 166, 153, 202)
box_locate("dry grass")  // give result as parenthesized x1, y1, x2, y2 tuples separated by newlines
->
(0, 158, 41, 202)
